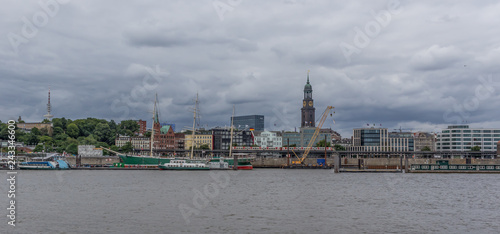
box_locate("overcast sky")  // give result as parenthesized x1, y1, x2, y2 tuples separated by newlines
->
(1, 0, 500, 137)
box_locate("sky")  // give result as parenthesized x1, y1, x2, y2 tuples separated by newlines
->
(1, 0, 500, 137)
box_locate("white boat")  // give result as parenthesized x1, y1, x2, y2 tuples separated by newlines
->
(158, 160, 209, 170)
(208, 157, 229, 170)
(18, 154, 71, 170)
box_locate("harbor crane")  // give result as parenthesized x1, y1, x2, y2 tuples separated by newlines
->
(293, 106, 335, 165)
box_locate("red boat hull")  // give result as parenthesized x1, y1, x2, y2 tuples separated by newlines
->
(237, 165, 253, 170)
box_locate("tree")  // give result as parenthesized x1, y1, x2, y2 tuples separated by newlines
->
(40, 127, 49, 136)
(199, 144, 210, 150)
(471, 146, 481, 151)
(316, 139, 331, 147)
(54, 133, 69, 143)
(93, 123, 112, 143)
(0, 125, 8, 140)
(52, 118, 64, 130)
(39, 136, 53, 146)
(33, 144, 44, 152)
(41, 119, 51, 124)
(120, 142, 133, 153)
(66, 123, 80, 138)
(24, 133, 39, 145)
(144, 131, 152, 138)
(334, 144, 346, 151)
(118, 120, 139, 135)
(53, 126, 64, 136)
(31, 127, 41, 136)
(80, 135, 97, 145)
(66, 143, 78, 155)
(421, 146, 431, 151)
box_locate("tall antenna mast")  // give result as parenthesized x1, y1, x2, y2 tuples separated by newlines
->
(43, 87, 54, 121)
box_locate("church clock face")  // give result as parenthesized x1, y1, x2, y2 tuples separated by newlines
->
(308, 101, 313, 107)
(303, 101, 306, 107)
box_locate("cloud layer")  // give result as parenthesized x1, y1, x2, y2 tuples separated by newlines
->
(1, 0, 500, 137)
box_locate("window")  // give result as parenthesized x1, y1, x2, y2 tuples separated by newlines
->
(451, 130, 461, 133)
(473, 130, 481, 133)
(483, 130, 492, 133)
(452, 134, 461, 137)
(463, 130, 471, 133)
(463, 134, 471, 137)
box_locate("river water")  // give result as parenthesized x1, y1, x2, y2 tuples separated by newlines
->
(1, 169, 499, 233)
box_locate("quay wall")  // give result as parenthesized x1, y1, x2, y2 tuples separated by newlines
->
(252, 157, 500, 168)
(62, 156, 500, 167)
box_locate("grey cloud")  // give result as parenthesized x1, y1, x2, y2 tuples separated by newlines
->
(1, 0, 500, 138)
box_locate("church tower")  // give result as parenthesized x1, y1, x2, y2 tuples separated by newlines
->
(301, 71, 315, 128)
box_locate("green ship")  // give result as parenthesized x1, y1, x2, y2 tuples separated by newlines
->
(119, 155, 253, 169)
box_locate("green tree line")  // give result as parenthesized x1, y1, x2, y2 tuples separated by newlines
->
(0, 118, 140, 155)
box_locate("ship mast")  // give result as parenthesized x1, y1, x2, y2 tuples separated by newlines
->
(190, 93, 199, 159)
(150, 93, 158, 157)
(229, 105, 235, 158)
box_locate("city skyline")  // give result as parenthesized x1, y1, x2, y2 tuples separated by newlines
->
(1, 1, 500, 138)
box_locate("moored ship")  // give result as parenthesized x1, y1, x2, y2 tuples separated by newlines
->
(411, 160, 500, 173)
(18, 154, 71, 170)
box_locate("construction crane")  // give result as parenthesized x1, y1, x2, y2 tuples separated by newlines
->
(294, 106, 335, 165)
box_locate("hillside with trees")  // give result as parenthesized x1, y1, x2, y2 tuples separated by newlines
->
(0, 118, 139, 155)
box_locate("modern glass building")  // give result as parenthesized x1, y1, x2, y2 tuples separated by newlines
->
(436, 125, 500, 151)
(350, 128, 414, 152)
(282, 127, 331, 147)
(231, 115, 264, 131)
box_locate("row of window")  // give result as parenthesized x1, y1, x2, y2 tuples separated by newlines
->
(441, 134, 500, 137)
(439, 138, 500, 142)
(438, 146, 496, 150)
(442, 130, 500, 133)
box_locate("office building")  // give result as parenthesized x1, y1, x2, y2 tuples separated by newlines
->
(436, 125, 500, 151)
(231, 115, 264, 131)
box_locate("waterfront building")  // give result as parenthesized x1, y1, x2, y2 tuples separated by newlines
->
(230, 115, 264, 131)
(413, 132, 436, 151)
(115, 136, 151, 150)
(436, 125, 500, 151)
(135, 119, 147, 136)
(349, 127, 413, 152)
(254, 131, 282, 148)
(211, 127, 254, 150)
(184, 131, 213, 150)
(174, 133, 185, 150)
(154, 124, 175, 150)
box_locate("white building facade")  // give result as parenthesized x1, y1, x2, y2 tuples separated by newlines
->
(254, 131, 282, 148)
(436, 125, 500, 151)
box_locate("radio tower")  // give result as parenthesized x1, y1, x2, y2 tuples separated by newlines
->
(43, 87, 54, 121)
